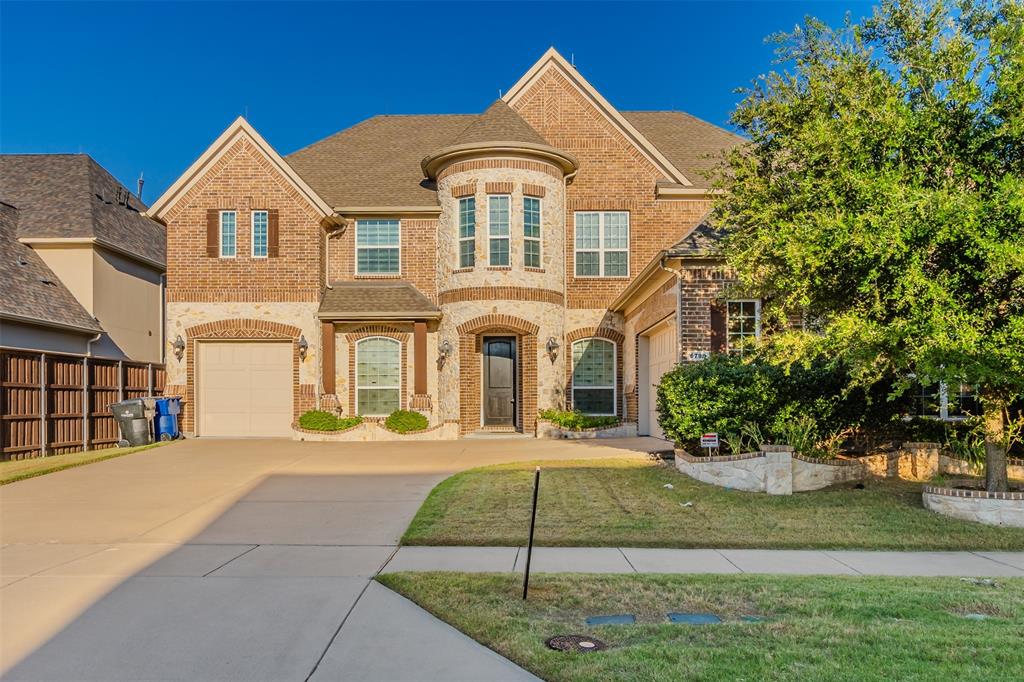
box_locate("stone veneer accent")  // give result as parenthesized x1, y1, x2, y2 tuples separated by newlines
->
(676, 445, 868, 495)
(923, 484, 1024, 528)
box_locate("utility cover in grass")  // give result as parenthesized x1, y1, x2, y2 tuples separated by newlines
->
(585, 614, 636, 626)
(667, 612, 722, 624)
(545, 635, 608, 652)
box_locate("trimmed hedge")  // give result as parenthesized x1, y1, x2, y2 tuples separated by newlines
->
(538, 408, 620, 431)
(298, 410, 363, 432)
(384, 410, 429, 433)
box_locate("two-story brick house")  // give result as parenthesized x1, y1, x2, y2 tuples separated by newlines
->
(147, 48, 748, 439)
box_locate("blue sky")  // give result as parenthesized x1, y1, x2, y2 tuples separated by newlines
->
(1, 1, 873, 200)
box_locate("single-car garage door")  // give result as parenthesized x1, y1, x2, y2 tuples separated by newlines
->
(646, 322, 677, 440)
(198, 341, 292, 437)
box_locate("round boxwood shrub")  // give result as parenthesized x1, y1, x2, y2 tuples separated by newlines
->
(298, 410, 363, 432)
(384, 409, 429, 433)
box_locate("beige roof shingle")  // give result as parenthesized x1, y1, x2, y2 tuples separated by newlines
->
(318, 280, 440, 320)
(449, 100, 549, 147)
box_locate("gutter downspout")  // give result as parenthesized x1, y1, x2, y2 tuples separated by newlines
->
(658, 254, 684, 363)
(159, 273, 167, 363)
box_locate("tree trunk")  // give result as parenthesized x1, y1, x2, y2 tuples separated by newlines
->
(982, 392, 1008, 493)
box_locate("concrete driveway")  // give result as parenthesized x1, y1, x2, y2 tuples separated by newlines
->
(0, 437, 652, 680)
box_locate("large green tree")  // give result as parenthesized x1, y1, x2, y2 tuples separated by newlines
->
(716, 0, 1023, 490)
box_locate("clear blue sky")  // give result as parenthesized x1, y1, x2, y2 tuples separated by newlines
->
(1, 1, 872, 201)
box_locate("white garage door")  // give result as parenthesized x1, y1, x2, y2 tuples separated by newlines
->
(646, 323, 677, 440)
(198, 341, 292, 437)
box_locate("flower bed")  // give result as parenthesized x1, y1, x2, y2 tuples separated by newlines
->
(292, 420, 459, 441)
(535, 419, 638, 440)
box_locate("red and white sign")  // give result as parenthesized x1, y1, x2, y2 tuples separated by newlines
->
(700, 433, 719, 448)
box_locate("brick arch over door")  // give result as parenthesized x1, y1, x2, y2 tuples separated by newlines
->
(565, 326, 626, 419)
(457, 314, 538, 435)
(183, 318, 307, 433)
(345, 326, 410, 415)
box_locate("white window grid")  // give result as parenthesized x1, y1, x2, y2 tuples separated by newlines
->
(574, 211, 629, 277)
(355, 219, 401, 275)
(219, 210, 236, 258)
(251, 210, 268, 258)
(458, 197, 476, 269)
(523, 196, 542, 268)
(488, 195, 510, 267)
(571, 338, 617, 416)
(727, 300, 761, 356)
(355, 336, 402, 416)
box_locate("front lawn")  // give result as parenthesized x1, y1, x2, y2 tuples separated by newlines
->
(380, 571, 1024, 682)
(0, 443, 165, 485)
(402, 458, 1024, 550)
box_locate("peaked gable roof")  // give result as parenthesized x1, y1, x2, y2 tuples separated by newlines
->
(147, 116, 333, 221)
(0, 154, 166, 266)
(624, 112, 745, 190)
(0, 201, 102, 333)
(502, 47, 694, 186)
(450, 100, 549, 147)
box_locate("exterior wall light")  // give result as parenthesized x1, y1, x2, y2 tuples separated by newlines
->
(298, 335, 309, 361)
(438, 339, 453, 367)
(171, 335, 185, 361)
(546, 336, 560, 362)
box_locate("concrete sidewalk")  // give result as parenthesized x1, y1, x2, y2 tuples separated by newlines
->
(383, 546, 1024, 577)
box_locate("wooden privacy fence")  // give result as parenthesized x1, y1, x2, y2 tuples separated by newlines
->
(0, 347, 165, 461)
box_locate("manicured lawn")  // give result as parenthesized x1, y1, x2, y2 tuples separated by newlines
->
(380, 571, 1024, 682)
(402, 458, 1024, 550)
(0, 443, 166, 485)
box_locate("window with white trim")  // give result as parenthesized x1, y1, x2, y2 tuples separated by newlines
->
(458, 197, 475, 268)
(219, 211, 236, 258)
(571, 338, 616, 415)
(355, 337, 401, 416)
(523, 196, 541, 268)
(488, 195, 510, 266)
(251, 210, 268, 258)
(574, 211, 628, 277)
(917, 381, 978, 420)
(727, 300, 760, 356)
(356, 219, 400, 274)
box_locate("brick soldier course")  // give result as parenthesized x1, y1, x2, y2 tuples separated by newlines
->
(147, 48, 746, 438)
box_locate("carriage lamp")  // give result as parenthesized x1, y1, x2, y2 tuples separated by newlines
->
(298, 335, 309, 361)
(438, 339, 453, 366)
(171, 335, 185, 361)
(546, 336, 560, 362)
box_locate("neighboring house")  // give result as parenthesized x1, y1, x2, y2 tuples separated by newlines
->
(147, 48, 750, 439)
(0, 155, 166, 362)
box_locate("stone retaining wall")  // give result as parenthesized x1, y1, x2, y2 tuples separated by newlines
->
(535, 420, 638, 440)
(292, 421, 460, 442)
(923, 484, 1024, 528)
(676, 445, 869, 495)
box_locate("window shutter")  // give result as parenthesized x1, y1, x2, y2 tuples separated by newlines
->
(710, 303, 727, 353)
(206, 210, 219, 257)
(267, 209, 280, 257)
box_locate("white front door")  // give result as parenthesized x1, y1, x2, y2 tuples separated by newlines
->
(646, 322, 677, 440)
(198, 341, 292, 437)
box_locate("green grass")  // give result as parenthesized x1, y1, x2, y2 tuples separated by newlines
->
(380, 571, 1024, 681)
(0, 443, 166, 485)
(402, 458, 1024, 550)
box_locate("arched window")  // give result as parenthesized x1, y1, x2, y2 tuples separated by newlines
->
(571, 338, 616, 415)
(355, 337, 401, 416)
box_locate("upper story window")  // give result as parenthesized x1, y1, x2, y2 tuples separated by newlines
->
(355, 336, 401, 416)
(523, 197, 541, 268)
(459, 197, 476, 269)
(356, 219, 400, 274)
(574, 211, 629, 277)
(219, 211, 237, 258)
(488, 195, 510, 267)
(251, 210, 268, 258)
(571, 338, 617, 415)
(727, 300, 760, 356)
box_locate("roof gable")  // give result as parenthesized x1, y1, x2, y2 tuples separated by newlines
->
(147, 117, 332, 221)
(502, 48, 693, 186)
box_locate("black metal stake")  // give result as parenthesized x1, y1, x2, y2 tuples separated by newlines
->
(522, 466, 540, 600)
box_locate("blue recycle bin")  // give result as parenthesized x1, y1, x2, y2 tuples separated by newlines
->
(154, 397, 182, 441)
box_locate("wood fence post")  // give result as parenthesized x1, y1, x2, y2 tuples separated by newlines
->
(117, 360, 124, 402)
(82, 356, 90, 452)
(148, 363, 154, 396)
(40, 352, 47, 457)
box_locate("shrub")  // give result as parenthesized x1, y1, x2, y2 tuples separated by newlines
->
(538, 408, 620, 431)
(656, 354, 914, 450)
(384, 410, 429, 433)
(298, 410, 363, 432)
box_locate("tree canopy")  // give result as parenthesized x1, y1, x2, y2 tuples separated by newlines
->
(715, 0, 1023, 489)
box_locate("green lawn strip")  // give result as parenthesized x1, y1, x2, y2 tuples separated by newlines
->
(401, 458, 1024, 550)
(379, 571, 1024, 682)
(0, 443, 166, 485)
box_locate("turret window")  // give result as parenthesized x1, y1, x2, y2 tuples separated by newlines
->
(524, 196, 541, 268)
(488, 195, 510, 266)
(459, 197, 475, 268)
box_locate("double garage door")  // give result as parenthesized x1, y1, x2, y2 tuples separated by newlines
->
(198, 342, 292, 437)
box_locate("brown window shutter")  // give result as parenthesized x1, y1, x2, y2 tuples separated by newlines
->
(267, 209, 280, 257)
(710, 303, 727, 353)
(206, 210, 219, 257)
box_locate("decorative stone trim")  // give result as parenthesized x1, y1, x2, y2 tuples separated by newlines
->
(486, 266, 512, 271)
(167, 289, 320, 303)
(451, 183, 476, 198)
(186, 318, 302, 339)
(344, 326, 410, 343)
(522, 183, 546, 198)
(410, 393, 432, 410)
(923, 485, 1024, 501)
(675, 449, 763, 463)
(566, 326, 625, 345)
(485, 181, 514, 194)
(439, 287, 563, 305)
(457, 314, 539, 336)
(437, 158, 561, 182)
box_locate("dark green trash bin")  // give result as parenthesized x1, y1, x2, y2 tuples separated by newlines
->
(110, 399, 154, 447)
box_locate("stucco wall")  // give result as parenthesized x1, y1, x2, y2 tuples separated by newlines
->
(92, 246, 163, 362)
(0, 319, 91, 355)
